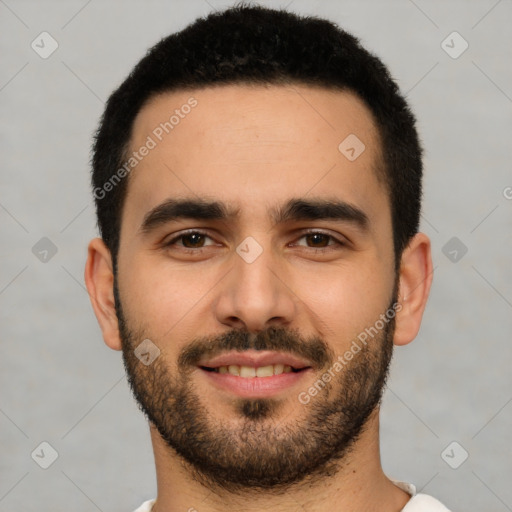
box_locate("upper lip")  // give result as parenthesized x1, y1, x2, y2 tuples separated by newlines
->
(198, 350, 313, 370)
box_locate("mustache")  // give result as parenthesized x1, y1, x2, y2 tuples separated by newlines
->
(178, 326, 333, 371)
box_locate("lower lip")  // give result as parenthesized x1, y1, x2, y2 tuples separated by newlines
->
(198, 368, 312, 398)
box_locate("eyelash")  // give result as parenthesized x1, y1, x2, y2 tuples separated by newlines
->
(163, 229, 346, 253)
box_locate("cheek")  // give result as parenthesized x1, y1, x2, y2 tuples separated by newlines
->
(293, 261, 392, 345)
(119, 254, 223, 334)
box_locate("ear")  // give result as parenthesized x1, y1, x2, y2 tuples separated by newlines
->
(393, 232, 433, 346)
(84, 237, 122, 351)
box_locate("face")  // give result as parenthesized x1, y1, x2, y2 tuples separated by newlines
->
(114, 84, 397, 491)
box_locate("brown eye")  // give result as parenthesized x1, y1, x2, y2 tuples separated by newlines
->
(164, 231, 216, 250)
(294, 230, 344, 249)
(304, 233, 331, 248)
(181, 233, 206, 248)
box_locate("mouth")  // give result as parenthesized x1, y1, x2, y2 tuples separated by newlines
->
(200, 363, 307, 377)
(197, 350, 313, 398)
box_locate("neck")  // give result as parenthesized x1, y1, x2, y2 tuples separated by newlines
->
(149, 408, 411, 512)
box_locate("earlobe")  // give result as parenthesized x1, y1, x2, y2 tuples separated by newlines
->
(393, 232, 433, 346)
(84, 238, 123, 351)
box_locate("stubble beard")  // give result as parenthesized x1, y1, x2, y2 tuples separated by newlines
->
(114, 280, 396, 494)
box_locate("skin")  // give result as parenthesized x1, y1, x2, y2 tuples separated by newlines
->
(85, 84, 433, 512)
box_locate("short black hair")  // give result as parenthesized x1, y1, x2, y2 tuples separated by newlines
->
(91, 3, 423, 271)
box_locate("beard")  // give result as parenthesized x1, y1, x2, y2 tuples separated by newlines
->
(114, 279, 396, 494)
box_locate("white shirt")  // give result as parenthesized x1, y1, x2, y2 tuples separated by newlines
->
(133, 479, 451, 511)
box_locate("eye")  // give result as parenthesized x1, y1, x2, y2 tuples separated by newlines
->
(164, 230, 216, 250)
(293, 230, 345, 250)
(162, 229, 346, 254)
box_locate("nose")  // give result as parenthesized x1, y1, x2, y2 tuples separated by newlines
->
(213, 240, 297, 333)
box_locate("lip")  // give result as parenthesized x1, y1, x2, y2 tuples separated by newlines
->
(198, 366, 313, 398)
(198, 350, 313, 370)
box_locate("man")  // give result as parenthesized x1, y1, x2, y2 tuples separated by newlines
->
(84, 4, 449, 511)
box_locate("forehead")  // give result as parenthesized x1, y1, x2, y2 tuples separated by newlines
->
(123, 84, 387, 229)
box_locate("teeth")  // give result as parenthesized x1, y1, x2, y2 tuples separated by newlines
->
(228, 365, 240, 376)
(240, 366, 256, 378)
(255, 365, 273, 377)
(274, 363, 284, 375)
(213, 364, 299, 377)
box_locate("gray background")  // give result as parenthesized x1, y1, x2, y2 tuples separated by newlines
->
(1, 0, 511, 510)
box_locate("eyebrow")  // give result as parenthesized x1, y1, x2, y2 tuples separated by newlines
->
(139, 196, 370, 235)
